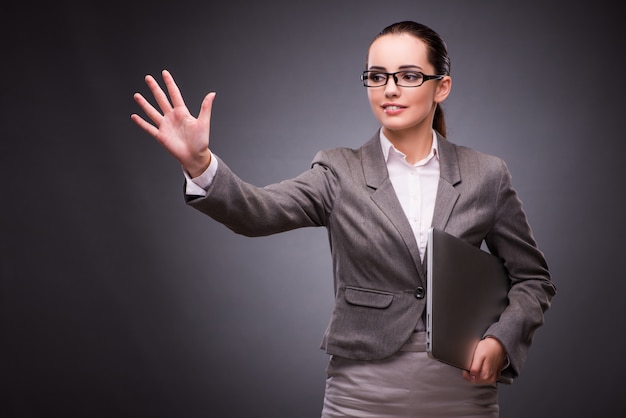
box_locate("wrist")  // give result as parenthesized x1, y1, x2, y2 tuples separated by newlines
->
(185, 151, 212, 178)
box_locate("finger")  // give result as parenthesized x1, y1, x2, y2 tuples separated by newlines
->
(133, 92, 164, 125)
(197, 92, 216, 126)
(162, 69, 187, 108)
(130, 113, 159, 138)
(474, 362, 498, 384)
(462, 370, 472, 383)
(145, 74, 173, 113)
(468, 356, 485, 384)
(480, 361, 499, 383)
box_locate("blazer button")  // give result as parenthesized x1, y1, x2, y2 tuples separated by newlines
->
(414, 286, 425, 299)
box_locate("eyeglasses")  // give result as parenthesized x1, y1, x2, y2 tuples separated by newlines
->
(361, 70, 444, 88)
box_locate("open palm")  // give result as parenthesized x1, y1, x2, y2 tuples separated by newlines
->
(131, 69, 216, 177)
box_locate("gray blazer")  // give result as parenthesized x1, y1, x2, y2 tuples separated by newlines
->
(187, 131, 556, 381)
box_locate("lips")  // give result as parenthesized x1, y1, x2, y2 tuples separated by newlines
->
(382, 103, 406, 114)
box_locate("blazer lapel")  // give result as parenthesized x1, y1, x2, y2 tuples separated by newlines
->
(361, 133, 426, 283)
(431, 133, 461, 231)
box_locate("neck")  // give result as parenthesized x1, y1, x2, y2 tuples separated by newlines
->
(383, 125, 433, 164)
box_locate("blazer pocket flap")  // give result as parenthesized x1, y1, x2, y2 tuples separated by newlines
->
(344, 287, 394, 309)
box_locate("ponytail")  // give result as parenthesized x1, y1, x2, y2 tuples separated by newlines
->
(433, 105, 446, 138)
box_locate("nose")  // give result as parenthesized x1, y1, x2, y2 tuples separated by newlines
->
(384, 75, 400, 97)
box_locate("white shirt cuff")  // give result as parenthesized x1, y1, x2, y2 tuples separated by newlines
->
(183, 152, 218, 196)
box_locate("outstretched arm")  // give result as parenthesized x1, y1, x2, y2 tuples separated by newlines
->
(131, 69, 216, 178)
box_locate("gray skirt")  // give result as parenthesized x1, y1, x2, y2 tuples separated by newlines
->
(321, 332, 499, 418)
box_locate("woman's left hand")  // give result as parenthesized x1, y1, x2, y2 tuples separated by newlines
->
(462, 337, 506, 384)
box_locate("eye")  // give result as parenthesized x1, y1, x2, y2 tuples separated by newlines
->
(399, 71, 422, 82)
(368, 72, 387, 82)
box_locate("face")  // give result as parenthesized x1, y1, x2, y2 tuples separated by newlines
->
(366, 33, 451, 139)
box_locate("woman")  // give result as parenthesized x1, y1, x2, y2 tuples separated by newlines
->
(131, 20, 556, 418)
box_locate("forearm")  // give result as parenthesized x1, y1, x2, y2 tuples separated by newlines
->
(482, 166, 556, 378)
(186, 155, 333, 236)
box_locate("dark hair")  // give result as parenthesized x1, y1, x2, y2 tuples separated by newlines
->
(368, 21, 451, 137)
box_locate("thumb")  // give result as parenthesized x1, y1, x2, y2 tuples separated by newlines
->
(198, 92, 216, 126)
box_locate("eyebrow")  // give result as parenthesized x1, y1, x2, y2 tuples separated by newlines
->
(367, 65, 424, 71)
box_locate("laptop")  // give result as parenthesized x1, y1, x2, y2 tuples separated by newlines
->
(425, 228, 510, 371)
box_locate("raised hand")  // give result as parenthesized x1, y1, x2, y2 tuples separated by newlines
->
(131, 69, 216, 178)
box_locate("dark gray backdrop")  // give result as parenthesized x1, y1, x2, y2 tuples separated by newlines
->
(2, 1, 624, 417)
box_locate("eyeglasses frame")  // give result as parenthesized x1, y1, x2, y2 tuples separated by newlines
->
(361, 70, 445, 88)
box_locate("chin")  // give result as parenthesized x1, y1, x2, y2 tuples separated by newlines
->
(382, 122, 413, 134)
(382, 118, 429, 137)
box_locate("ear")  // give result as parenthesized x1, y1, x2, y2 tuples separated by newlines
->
(434, 76, 452, 103)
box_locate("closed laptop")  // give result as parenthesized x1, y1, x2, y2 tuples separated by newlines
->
(425, 228, 510, 371)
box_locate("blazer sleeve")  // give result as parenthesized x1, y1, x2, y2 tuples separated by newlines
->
(184, 153, 337, 236)
(483, 159, 557, 381)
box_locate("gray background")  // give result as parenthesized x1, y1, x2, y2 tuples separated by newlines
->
(1, 1, 624, 417)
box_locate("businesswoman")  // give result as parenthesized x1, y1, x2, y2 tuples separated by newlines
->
(131, 20, 556, 418)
